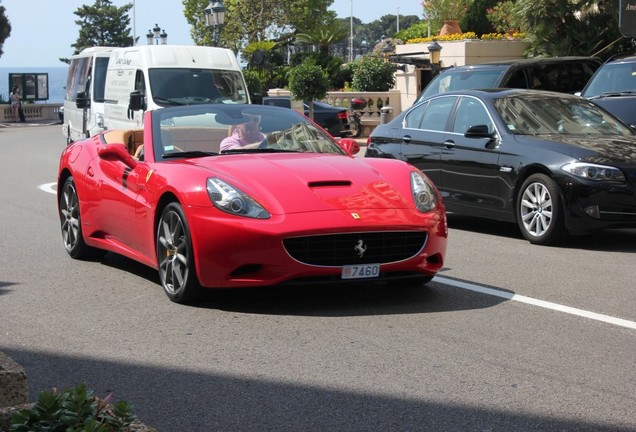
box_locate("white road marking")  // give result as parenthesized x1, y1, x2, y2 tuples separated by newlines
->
(34, 181, 636, 330)
(434, 275, 636, 330)
(38, 182, 57, 195)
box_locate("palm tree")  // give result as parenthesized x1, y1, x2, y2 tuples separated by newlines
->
(295, 23, 349, 57)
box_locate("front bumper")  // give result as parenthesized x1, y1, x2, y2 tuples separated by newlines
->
(185, 207, 447, 288)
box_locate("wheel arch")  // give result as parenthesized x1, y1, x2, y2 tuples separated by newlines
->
(512, 164, 564, 223)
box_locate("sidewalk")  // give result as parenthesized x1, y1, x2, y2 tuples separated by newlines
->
(0, 120, 61, 128)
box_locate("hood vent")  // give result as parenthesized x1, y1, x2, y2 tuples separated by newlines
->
(308, 180, 352, 188)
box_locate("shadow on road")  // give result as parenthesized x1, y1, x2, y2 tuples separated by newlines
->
(2, 347, 631, 432)
(447, 214, 636, 252)
(93, 251, 509, 317)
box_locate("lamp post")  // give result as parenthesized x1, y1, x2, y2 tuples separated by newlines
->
(146, 23, 168, 45)
(204, 0, 226, 47)
(427, 40, 442, 76)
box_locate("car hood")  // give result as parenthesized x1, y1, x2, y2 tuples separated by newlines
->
(189, 153, 413, 214)
(589, 96, 636, 127)
(514, 134, 636, 167)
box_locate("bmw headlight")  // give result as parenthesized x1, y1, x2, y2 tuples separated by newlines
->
(562, 162, 625, 182)
(207, 178, 270, 219)
(410, 171, 438, 213)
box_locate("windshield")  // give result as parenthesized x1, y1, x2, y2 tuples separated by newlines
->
(493, 94, 632, 136)
(151, 104, 346, 161)
(581, 62, 636, 97)
(148, 68, 249, 106)
(417, 68, 505, 102)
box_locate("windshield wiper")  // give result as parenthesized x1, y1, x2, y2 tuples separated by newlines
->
(588, 90, 636, 100)
(163, 150, 218, 159)
(153, 96, 185, 106)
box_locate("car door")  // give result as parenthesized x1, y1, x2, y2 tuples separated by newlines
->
(441, 96, 504, 215)
(86, 147, 143, 251)
(400, 96, 458, 187)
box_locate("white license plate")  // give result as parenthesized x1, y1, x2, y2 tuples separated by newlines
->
(341, 263, 380, 279)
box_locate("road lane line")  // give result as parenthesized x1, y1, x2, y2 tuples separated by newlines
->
(434, 275, 636, 330)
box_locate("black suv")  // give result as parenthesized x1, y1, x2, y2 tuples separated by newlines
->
(416, 56, 601, 103)
(580, 55, 636, 128)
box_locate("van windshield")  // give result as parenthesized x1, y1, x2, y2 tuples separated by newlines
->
(417, 68, 506, 103)
(148, 68, 248, 106)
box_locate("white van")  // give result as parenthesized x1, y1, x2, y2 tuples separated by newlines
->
(62, 47, 114, 143)
(102, 45, 250, 130)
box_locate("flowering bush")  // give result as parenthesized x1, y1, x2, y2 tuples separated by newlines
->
(486, 0, 518, 33)
(406, 31, 524, 44)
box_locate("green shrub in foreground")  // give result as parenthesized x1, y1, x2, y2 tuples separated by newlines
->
(10, 383, 136, 432)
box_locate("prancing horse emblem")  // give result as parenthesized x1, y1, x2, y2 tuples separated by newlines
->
(354, 240, 367, 258)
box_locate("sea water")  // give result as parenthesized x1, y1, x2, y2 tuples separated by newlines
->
(1, 66, 68, 103)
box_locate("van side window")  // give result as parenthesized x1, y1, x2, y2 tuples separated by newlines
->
(93, 57, 109, 102)
(505, 70, 528, 89)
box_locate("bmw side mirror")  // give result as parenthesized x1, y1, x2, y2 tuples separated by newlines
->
(465, 124, 493, 138)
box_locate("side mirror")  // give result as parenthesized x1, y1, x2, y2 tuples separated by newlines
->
(338, 137, 361, 155)
(465, 124, 493, 138)
(76, 91, 89, 109)
(98, 143, 138, 169)
(129, 90, 146, 111)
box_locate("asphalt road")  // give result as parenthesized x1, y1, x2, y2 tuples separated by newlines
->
(1, 124, 635, 431)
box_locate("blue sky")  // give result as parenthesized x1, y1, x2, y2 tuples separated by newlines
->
(0, 0, 424, 67)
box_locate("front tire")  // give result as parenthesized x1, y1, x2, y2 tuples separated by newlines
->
(517, 174, 565, 245)
(59, 177, 92, 259)
(156, 203, 202, 303)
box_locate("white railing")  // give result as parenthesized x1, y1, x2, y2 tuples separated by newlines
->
(1, 103, 62, 123)
(267, 89, 402, 136)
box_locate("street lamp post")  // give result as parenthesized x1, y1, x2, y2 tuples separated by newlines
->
(204, 0, 226, 47)
(427, 40, 443, 77)
(146, 23, 168, 45)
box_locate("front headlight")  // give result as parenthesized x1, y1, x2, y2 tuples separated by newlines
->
(410, 171, 438, 213)
(561, 162, 625, 182)
(207, 178, 270, 219)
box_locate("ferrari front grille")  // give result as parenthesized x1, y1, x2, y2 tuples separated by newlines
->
(283, 231, 428, 266)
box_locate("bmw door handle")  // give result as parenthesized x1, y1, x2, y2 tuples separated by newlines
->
(402, 135, 411, 144)
(443, 140, 455, 148)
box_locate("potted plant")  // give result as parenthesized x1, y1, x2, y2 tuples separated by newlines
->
(422, 0, 473, 35)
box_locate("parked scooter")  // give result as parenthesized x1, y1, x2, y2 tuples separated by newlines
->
(347, 98, 367, 138)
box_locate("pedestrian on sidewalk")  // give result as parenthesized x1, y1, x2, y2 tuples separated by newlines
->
(9, 86, 26, 122)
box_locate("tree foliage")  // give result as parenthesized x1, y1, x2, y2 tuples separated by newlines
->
(0, 1, 10, 59)
(287, 59, 329, 119)
(350, 56, 396, 92)
(182, 0, 335, 51)
(296, 22, 349, 56)
(66, 0, 133, 61)
(461, 0, 499, 36)
(515, 0, 632, 59)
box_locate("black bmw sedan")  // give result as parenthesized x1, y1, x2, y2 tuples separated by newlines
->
(366, 89, 636, 245)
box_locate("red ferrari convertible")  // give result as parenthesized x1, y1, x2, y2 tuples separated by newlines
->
(57, 104, 447, 303)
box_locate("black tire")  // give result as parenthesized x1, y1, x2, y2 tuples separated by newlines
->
(517, 174, 565, 245)
(59, 177, 93, 259)
(349, 116, 362, 138)
(156, 203, 202, 303)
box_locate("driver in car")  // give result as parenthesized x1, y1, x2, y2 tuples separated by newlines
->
(220, 114, 267, 151)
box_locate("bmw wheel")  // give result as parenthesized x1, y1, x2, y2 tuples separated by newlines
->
(59, 177, 92, 259)
(156, 203, 202, 303)
(517, 174, 565, 245)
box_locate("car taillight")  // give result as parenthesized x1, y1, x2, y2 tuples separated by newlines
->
(337, 112, 348, 120)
